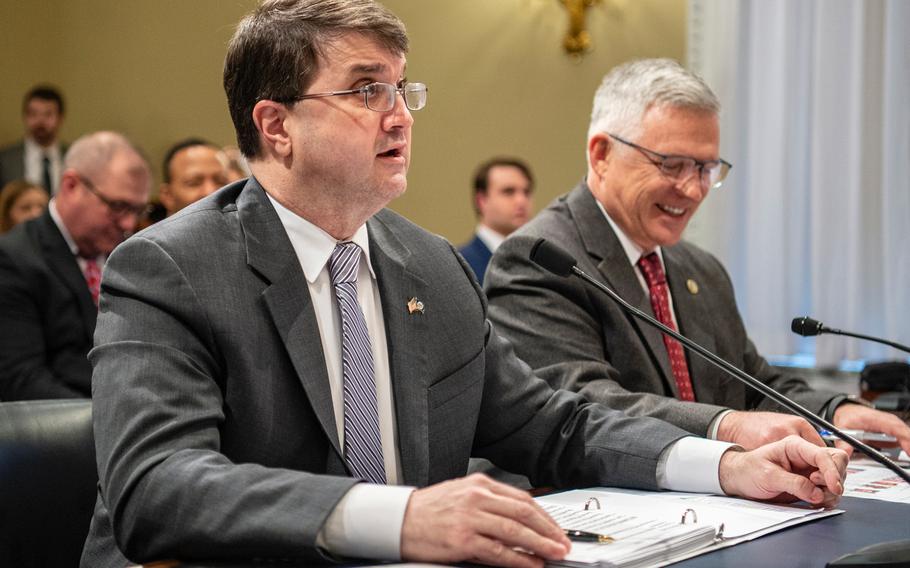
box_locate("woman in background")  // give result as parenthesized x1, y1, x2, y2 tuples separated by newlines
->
(0, 180, 49, 233)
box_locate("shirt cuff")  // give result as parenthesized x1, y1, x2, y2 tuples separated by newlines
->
(317, 483, 415, 560)
(657, 436, 738, 495)
(708, 409, 735, 440)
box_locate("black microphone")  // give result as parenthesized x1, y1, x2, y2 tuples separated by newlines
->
(792, 316, 910, 354)
(529, 238, 910, 483)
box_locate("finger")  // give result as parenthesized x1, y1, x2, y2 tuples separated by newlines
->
(833, 439, 855, 458)
(768, 468, 825, 504)
(468, 533, 547, 568)
(471, 510, 568, 561)
(788, 439, 846, 495)
(795, 420, 826, 447)
(463, 476, 571, 549)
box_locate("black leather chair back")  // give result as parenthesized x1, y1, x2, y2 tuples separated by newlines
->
(0, 400, 96, 567)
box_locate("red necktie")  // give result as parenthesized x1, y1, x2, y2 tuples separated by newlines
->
(637, 252, 695, 401)
(83, 258, 101, 307)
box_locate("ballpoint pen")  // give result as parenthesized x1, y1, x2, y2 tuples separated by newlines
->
(818, 429, 897, 443)
(564, 529, 615, 544)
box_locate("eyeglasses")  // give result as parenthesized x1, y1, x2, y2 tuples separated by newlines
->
(77, 175, 150, 218)
(279, 81, 428, 112)
(608, 133, 732, 190)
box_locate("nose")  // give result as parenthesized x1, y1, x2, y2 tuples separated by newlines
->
(117, 212, 139, 234)
(675, 173, 708, 202)
(383, 92, 414, 130)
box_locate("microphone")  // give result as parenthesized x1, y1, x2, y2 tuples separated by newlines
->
(792, 316, 910, 354)
(529, 238, 910, 483)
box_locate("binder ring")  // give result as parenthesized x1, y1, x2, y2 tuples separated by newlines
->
(584, 497, 602, 510)
(680, 508, 698, 524)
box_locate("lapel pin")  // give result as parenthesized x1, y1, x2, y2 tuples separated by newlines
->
(407, 297, 425, 315)
(686, 279, 699, 295)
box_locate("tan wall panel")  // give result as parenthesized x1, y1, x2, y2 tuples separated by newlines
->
(0, 0, 684, 242)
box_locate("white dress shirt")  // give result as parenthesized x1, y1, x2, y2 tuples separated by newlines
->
(268, 194, 734, 561)
(24, 137, 63, 195)
(475, 223, 507, 253)
(595, 200, 733, 440)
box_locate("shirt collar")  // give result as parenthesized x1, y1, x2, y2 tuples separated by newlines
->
(475, 224, 507, 253)
(24, 136, 61, 159)
(48, 198, 79, 255)
(594, 198, 666, 268)
(266, 193, 375, 284)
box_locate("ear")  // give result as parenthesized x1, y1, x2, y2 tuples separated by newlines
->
(475, 191, 487, 217)
(252, 100, 293, 158)
(57, 169, 80, 197)
(158, 182, 174, 212)
(587, 132, 613, 177)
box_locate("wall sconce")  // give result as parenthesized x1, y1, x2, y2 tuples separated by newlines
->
(561, 0, 603, 58)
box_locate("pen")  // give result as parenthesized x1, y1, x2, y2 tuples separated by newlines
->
(564, 529, 615, 544)
(818, 429, 897, 443)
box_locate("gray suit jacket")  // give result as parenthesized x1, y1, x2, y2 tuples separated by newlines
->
(0, 141, 25, 188)
(82, 178, 691, 567)
(485, 182, 839, 436)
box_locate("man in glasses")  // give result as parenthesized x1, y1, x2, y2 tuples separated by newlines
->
(83, 6, 849, 568)
(486, 58, 910, 457)
(0, 131, 150, 400)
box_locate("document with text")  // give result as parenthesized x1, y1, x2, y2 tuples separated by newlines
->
(537, 488, 842, 567)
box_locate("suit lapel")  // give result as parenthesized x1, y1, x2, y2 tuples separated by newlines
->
(34, 212, 96, 340)
(566, 184, 678, 395)
(663, 246, 717, 400)
(367, 213, 430, 487)
(238, 180, 342, 459)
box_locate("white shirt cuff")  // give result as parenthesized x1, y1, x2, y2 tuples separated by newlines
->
(318, 483, 415, 560)
(657, 436, 738, 495)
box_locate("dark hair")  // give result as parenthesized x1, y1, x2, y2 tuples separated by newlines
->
(0, 180, 46, 233)
(162, 138, 217, 183)
(23, 85, 65, 116)
(224, 0, 409, 159)
(471, 157, 534, 215)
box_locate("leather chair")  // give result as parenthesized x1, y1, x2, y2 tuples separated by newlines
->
(0, 399, 96, 567)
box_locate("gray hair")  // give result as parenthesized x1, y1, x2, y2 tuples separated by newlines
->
(64, 131, 149, 182)
(587, 58, 720, 141)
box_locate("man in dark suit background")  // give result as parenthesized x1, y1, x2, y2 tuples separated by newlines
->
(485, 58, 910, 454)
(458, 157, 534, 284)
(158, 138, 230, 217)
(0, 85, 67, 195)
(0, 131, 151, 400)
(83, 4, 848, 568)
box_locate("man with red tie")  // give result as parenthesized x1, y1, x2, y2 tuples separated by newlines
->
(0, 131, 150, 400)
(485, 58, 910, 455)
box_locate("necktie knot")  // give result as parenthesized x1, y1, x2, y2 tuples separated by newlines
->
(329, 242, 361, 285)
(637, 252, 666, 287)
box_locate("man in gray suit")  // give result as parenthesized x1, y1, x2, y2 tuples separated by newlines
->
(83, 5, 848, 568)
(485, 58, 910, 454)
(0, 86, 66, 194)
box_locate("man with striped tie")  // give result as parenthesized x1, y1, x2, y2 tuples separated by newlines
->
(83, 3, 848, 568)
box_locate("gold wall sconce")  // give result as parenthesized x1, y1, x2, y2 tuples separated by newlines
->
(561, 0, 603, 58)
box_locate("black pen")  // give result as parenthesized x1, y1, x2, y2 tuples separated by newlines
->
(564, 529, 615, 544)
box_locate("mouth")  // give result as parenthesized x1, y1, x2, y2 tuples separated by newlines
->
(657, 203, 686, 217)
(377, 146, 405, 159)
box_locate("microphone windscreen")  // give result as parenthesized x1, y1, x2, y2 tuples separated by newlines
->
(791, 316, 823, 337)
(529, 238, 577, 277)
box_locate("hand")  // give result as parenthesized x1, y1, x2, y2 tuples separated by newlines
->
(400, 473, 571, 568)
(833, 403, 910, 457)
(716, 411, 825, 450)
(719, 435, 848, 508)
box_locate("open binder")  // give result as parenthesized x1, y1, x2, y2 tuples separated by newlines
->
(537, 488, 843, 567)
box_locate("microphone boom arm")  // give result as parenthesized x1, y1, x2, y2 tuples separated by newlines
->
(570, 266, 910, 483)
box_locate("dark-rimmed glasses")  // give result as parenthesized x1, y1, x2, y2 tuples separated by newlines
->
(608, 133, 732, 190)
(77, 175, 150, 217)
(278, 81, 427, 112)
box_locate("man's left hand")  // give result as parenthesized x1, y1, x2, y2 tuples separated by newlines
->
(833, 403, 910, 456)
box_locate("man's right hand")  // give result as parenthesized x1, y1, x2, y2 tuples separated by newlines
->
(400, 473, 571, 568)
(716, 410, 826, 450)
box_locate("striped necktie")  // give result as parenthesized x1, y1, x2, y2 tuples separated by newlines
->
(328, 242, 386, 484)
